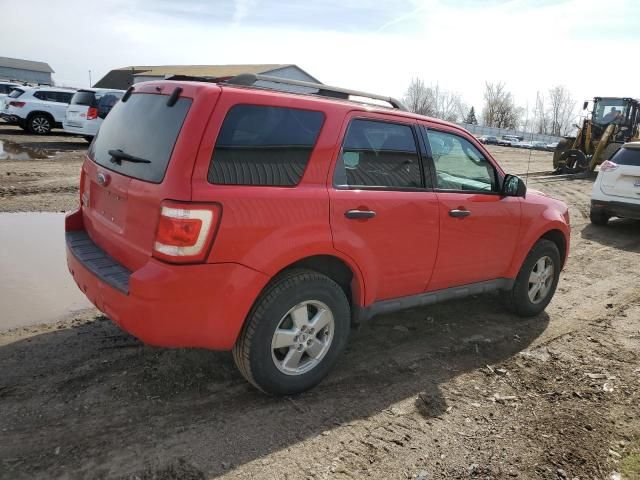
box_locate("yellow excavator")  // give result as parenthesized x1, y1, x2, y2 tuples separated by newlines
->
(553, 96, 640, 173)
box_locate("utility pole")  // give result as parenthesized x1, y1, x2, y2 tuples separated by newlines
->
(88, 70, 92, 87)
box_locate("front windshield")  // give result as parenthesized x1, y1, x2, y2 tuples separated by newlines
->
(593, 98, 629, 125)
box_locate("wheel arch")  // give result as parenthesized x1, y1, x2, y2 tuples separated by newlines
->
(540, 229, 568, 268)
(275, 254, 365, 309)
(27, 110, 55, 122)
(506, 224, 569, 278)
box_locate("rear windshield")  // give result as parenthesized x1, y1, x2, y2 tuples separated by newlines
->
(71, 90, 124, 107)
(613, 147, 640, 166)
(89, 93, 192, 183)
(8, 88, 24, 98)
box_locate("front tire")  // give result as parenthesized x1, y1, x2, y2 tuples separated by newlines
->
(233, 269, 351, 395)
(28, 114, 52, 135)
(502, 239, 561, 317)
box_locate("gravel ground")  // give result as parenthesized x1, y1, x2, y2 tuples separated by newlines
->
(0, 125, 638, 480)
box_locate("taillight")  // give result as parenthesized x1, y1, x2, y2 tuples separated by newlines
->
(9, 101, 25, 107)
(600, 160, 619, 172)
(86, 107, 98, 120)
(152, 201, 222, 263)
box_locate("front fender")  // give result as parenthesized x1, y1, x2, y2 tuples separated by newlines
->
(505, 203, 570, 278)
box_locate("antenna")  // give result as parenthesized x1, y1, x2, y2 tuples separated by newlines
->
(525, 91, 539, 185)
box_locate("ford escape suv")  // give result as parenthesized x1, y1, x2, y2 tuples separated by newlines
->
(65, 74, 570, 395)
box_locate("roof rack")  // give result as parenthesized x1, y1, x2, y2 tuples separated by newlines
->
(226, 73, 407, 111)
(164, 73, 407, 111)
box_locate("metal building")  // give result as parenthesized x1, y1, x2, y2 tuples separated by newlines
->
(0, 57, 54, 85)
(93, 64, 321, 93)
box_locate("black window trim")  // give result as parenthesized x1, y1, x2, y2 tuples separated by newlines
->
(420, 125, 504, 196)
(208, 103, 326, 188)
(332, 116, 433, 192)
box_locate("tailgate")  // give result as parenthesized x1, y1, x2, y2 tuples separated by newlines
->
(80, 83, 221, 272)
(66, 105, 87, 127)
(600, 166, 640, 200)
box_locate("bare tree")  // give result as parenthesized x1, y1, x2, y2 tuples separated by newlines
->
(403, 78, 434, 116)
(481, 82, 522, 129)
(547, 85, 576, 136)
(534, 94, 549, 134)
(403, 78, 466, 122)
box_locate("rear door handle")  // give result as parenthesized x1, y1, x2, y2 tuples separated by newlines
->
(345, 209, 376, 219)
(449, 209, 471, 218)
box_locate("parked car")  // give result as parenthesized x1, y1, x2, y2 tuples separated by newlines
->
(1, 86, 76, 134)
(477, 135, 498, 145)
(63, 88, 125, 141)
(0, 81, 20, 110)
(65, 76, 570, 395)
(531, 141, 549, 151)
(498, 135, 521, 146)
(590, 141, 640, 224)
(516, 141, 533, 149)
(546, 141, 560, 151)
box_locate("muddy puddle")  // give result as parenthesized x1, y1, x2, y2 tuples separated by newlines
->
(0, 140, 51, 160)
(0, 212, 92, 331)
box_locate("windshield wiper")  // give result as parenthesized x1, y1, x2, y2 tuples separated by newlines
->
(108, 149, 151, 165)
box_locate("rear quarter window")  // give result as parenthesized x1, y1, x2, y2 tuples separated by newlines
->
(89, 93, 192, 183)
(208, 105, 324, 186)
(612, 147, 640, 166)
(8, 88, 24, 98)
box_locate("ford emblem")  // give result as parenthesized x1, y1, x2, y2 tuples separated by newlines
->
(97, 172, 110, 186)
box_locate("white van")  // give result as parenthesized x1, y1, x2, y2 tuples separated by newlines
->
(63, 88, 124, 141)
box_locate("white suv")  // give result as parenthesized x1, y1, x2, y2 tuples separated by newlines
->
(0, 81, 20, 108)
(63, 88, 124, 141)
(1, 86, 76, 134)
(590, 142, 640, 224)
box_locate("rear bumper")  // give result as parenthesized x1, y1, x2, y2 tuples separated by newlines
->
(65, 210, 270, 350)
(591, 199, 640, 220)
(63, 121, 98, 136)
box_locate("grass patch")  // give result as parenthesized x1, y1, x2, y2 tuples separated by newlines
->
(621, 441, 640, 480)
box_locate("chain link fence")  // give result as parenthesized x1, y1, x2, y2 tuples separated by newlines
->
(458, 123, 563, 144)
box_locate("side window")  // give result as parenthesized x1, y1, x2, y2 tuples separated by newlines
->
(34, 91, 47, 101)
(209, 105, 324, 186)
(57, 92, 73, 103)
(426, 130, 497, 192)
(334, 119, 422, 189)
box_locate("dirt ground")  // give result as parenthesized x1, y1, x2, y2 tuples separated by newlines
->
(0, 125, 639, 480)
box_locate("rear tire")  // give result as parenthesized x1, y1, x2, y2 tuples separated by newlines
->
(232, 269, 351, 395)
(28, 114, 52, 135)
(502, 239, 561, 317)
(590, 208, 610, 226)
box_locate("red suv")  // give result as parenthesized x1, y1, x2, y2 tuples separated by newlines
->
(65, 74, 570, 395)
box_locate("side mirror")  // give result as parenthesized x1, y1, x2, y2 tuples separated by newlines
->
(583, 101, 589, 110)
(502, 174, 527, 197)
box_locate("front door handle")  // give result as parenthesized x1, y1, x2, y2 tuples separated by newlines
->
(345, 209, 376, 219)
(449, 209, 471, 218)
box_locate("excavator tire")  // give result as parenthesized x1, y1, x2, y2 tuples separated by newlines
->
(552, 138, 574, 169)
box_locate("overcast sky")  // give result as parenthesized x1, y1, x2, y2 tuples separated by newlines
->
(4, 0, 639, 115)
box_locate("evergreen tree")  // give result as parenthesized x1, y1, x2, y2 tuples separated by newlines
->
(464, 106, 478, 125)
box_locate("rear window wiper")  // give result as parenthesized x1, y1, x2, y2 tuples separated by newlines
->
(108, 149, 151, 165)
